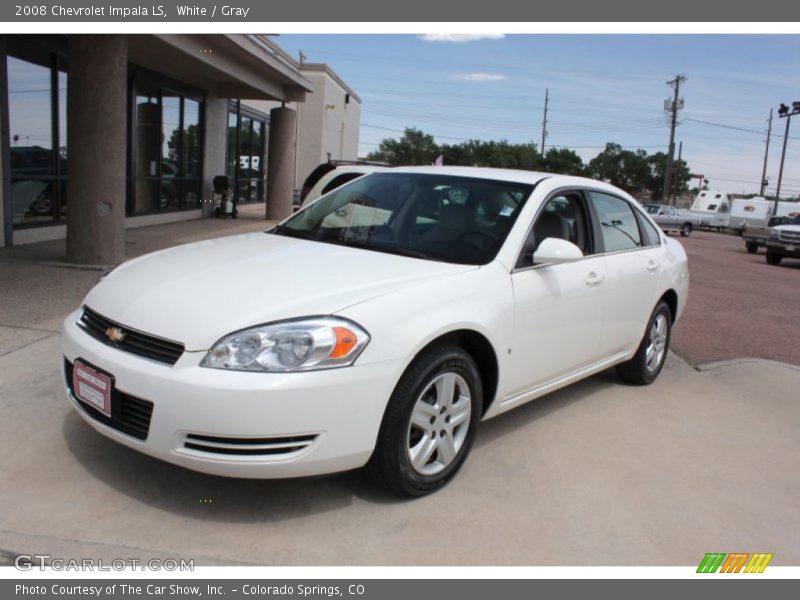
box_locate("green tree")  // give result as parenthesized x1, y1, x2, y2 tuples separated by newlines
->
(366, 128, 441, 165)
(586, 143, 650, 194)
(647, 152, 691, 200)
(543, 148, 584, 175)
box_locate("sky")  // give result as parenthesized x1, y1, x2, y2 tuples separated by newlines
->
(276, 34, 800, 197)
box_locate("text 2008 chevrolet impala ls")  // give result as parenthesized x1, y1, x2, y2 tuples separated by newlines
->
(62, 167, 689, 496)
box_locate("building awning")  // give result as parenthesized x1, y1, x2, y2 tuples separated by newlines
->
(127, 34, 313, 102)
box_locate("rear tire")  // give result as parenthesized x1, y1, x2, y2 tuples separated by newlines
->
(766, 251, 782, 265)
(616, 301, 672, 385)
(368, 345, 482, 497)
(745, 241, 759, 254)
(680, 223, 692, 237)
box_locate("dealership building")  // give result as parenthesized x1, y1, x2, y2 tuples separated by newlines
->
(0, 34, 361, 262)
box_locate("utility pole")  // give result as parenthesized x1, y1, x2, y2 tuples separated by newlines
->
(540, 88, 549, 156)
(663, 75, 686, 205)
(759, 109, 773, 197)
(671, 141, 682, 203)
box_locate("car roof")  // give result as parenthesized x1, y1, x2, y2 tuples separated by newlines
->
(388, 166, 551, 185)
(341, 165, 637, 200)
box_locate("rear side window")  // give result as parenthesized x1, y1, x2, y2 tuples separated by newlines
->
(638, 214, 662, 246)
(589, 192, 643, 252)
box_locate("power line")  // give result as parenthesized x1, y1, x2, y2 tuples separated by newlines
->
(684, 116, 800, 141)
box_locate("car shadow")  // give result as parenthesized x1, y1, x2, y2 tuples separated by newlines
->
(474, 368, 618, 448)
(61, 369, 621, 523)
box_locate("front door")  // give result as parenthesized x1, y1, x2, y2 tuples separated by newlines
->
(508, 191, 607, 397)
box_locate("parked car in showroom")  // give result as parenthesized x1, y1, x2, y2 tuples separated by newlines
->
(642, 203, 703, 237)
(62, 167, 689, 496)
(765, 215, 800, 265)
(742, 216, 793, 254)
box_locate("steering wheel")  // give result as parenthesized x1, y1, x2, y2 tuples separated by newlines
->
(457, 230, 499, 248)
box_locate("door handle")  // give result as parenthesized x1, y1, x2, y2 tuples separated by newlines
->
(586, 271, 605, 286)
(647, 259, 660, 272)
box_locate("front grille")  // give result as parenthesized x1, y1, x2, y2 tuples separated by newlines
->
(78, 306, 184, 366)
(779, 230, 800, 243)
(183, 433, 318, 457)
(65, 359, 154, 440)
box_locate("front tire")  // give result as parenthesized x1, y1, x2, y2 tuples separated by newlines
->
(617, 301, 672, 385)
(368, 345, 482, 497)
(745, 241, 758, 254)
(766, 251, 782, 265)
(680, 223, 692, 237)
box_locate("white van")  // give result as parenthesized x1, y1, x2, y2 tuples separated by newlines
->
(690, 190, 730, 229)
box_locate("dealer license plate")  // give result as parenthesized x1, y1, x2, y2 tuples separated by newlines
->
(72, 360, 112, 417)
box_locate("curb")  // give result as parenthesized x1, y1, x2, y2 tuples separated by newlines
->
(694, 357, 800, 373)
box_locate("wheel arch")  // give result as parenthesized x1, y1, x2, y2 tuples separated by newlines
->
(659, 288, 679, 324)
(410, 329, 500, 416)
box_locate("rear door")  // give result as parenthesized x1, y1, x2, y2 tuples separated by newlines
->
(587, 190, 663, 355)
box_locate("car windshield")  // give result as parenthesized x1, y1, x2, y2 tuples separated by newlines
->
(272, 172, 535, 265)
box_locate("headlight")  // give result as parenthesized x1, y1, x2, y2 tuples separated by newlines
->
(769, 230, 779, 239)
(200, 317, 370, 372)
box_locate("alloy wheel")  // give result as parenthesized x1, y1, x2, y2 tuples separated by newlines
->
(406, 372, 472, 476)
(645, 313, 668, 373)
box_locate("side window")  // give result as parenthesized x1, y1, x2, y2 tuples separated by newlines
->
(637, 212, 662, 246)
(589, 192, 643, 252)
(517, 191, 591, 267)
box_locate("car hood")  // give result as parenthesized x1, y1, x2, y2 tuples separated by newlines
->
(773, 224, 800, 232)
(83, 232, 476, 350)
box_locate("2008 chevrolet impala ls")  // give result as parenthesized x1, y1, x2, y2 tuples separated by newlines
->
(62, 167, 689, 496)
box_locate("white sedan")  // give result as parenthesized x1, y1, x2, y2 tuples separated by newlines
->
(62, 167, 689, 496)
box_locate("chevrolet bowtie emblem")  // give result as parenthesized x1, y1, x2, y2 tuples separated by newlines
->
(105, 326, 126, 343)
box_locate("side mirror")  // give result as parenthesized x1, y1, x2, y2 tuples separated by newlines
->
(532, 237, 583, 265)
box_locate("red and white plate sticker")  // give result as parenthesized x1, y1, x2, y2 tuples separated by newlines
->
(73, 361, 112, 418)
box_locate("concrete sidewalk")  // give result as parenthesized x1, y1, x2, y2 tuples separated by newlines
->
(0, 339, 798, 566)
(0, 203, 273, 356)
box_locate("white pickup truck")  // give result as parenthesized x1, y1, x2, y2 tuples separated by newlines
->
(765, 217, 800, 266)
(642, 203, 705, 237)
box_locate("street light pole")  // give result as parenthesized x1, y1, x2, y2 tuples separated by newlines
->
(775, 101, 800, 215)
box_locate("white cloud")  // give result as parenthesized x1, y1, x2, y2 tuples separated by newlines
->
(452, 72, 508, 81)
(419, 34, 506, 42)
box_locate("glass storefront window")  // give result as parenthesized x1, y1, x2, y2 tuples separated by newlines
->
(130, 77, 203, 215)
(7, 54, 67, 227)
(226, 104, 267, 205)
(133, 83, 161, 213)
(160, 92, 181, 210)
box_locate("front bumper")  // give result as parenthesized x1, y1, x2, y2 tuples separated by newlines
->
(766, 241, 800, 258)
(62, 310, 402, 478)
